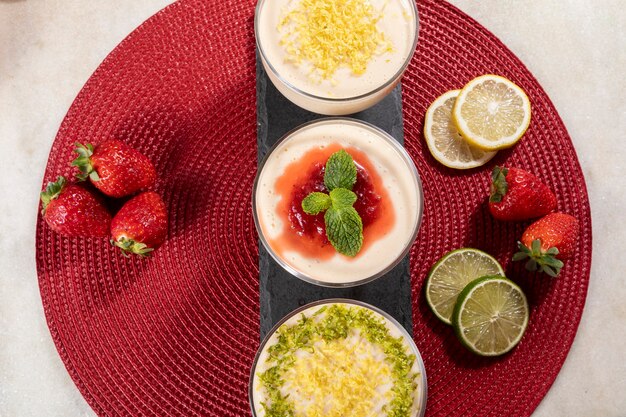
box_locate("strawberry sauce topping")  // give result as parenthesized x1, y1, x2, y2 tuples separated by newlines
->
(288, 162, 381, 244)
(270, 144, 394, 260)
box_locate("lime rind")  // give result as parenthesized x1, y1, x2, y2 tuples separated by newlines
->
(452, 275, 529, 356)
(425, 248, 505, 325)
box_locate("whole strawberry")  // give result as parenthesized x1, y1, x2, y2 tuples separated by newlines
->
(110, 191, 167, 257)
(489, 166, 557, 221)
(72, 140, 156, 198)
(40, 176, 111, 237)
(513, 212, 579, 277)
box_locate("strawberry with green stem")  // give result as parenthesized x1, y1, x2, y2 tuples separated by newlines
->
(110, 191, 168, 257)
(513, 212, 579, 277)
(489, 166, 557, 221)
(40, 176, 111, 237)
(73, 140, 157, 198)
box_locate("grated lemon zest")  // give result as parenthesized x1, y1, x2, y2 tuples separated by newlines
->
(282, 335, 392, 417)
(277, 0, 394, 81)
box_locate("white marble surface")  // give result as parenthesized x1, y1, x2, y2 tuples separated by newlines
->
(0, 0, 624, 416)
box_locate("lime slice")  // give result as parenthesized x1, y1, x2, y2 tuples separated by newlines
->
(425, 248, 505, 324)
(452, 275, 529, 356)
(452, 74, 531, 151)
(423, 89, 497, 169)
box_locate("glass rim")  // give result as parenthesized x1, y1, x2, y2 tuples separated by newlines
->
(252, 117, 424, 288)
(253, 0, 420, 103)
(248, 298, 428, 417)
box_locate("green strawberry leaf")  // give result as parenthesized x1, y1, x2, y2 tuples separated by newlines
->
(302, 192, 332, 215)
(40, 176, 66, 213)
(329, 188, 357, 209)
(489, 166, 509, 203)
(72, 142, 96, 181)
(112, 237, 154, 258)
(324, 150, 357, 191)
(540, 264, 558, 277)
(542, 257, 564, 268)
(546, 247, 560, 256)
(531, 238, 542, 254)
(511, 251, 529, 261)
(324, 206, 363, 257)
(514, 239, 565, 277)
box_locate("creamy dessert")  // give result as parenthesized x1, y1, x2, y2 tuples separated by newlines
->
(253, 118, 422, 286)
(255, 0, 418, 114)
(249, 301, 427, 417)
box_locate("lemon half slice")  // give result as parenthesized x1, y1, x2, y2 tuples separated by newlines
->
(424, 89, 497, 169)
(452, 74, 531, 151)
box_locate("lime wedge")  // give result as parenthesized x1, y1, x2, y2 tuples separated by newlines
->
(425, 248, 505, 324)
(452, 275, 529, 356)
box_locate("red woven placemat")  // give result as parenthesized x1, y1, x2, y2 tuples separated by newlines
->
(35, 0, 591, 416)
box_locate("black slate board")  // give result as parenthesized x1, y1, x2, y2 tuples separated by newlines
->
(256, 51, 413, 339)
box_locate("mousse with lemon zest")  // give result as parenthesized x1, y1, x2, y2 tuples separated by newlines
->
(256, 0, 417, 112)
(253, 304, 422, 417)
(278, 0, 393, 82)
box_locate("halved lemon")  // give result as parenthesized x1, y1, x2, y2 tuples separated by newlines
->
(452, 275, 529, 356)
(424, 90, 497, 169)
(452, 74, 531, 151)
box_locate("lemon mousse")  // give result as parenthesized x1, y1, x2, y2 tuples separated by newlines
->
(253, 118, 422, 286)
(249, 301, 427, 417)
(255, 0, 419, 115)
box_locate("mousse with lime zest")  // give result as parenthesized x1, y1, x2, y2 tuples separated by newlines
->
(250, 302, 426, 417)
(253, 118, 422, 286)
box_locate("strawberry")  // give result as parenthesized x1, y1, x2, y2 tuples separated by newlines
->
(513, 212, 579, 277)
(489, 166, 557, 221)
(110, 191, 168, 257)
(72, 140, 157, 198)
(40, 176, 111, 237)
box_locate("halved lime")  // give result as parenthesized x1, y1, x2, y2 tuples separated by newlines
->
(425, 248, 505, 325)
(452, 275, 529, 356)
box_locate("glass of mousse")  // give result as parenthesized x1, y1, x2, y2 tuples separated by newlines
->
(249, 299, 428, 417)
(254, 0, 419, 115)
(253, 118, 423, 287)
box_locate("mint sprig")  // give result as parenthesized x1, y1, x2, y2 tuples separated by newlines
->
(301, 150, 363, 257)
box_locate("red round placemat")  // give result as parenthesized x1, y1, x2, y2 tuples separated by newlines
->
(36, 0, 591, 416)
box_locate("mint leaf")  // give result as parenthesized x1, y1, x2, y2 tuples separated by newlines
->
(329, 188, 357, 209)
(324, 206, 363, 257)
(324, 150, 357, 191)
(302, 192, 332, 215)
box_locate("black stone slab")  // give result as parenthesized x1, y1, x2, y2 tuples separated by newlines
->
(256, 51, 413, 339)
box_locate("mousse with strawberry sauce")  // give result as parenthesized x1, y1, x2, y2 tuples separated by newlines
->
(254, 118, 422, 286)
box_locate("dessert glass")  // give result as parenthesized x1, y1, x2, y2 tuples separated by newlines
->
(254, 0, 419, 115)
(249, 299, 428, 417)
(253, 117, 423, 287)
